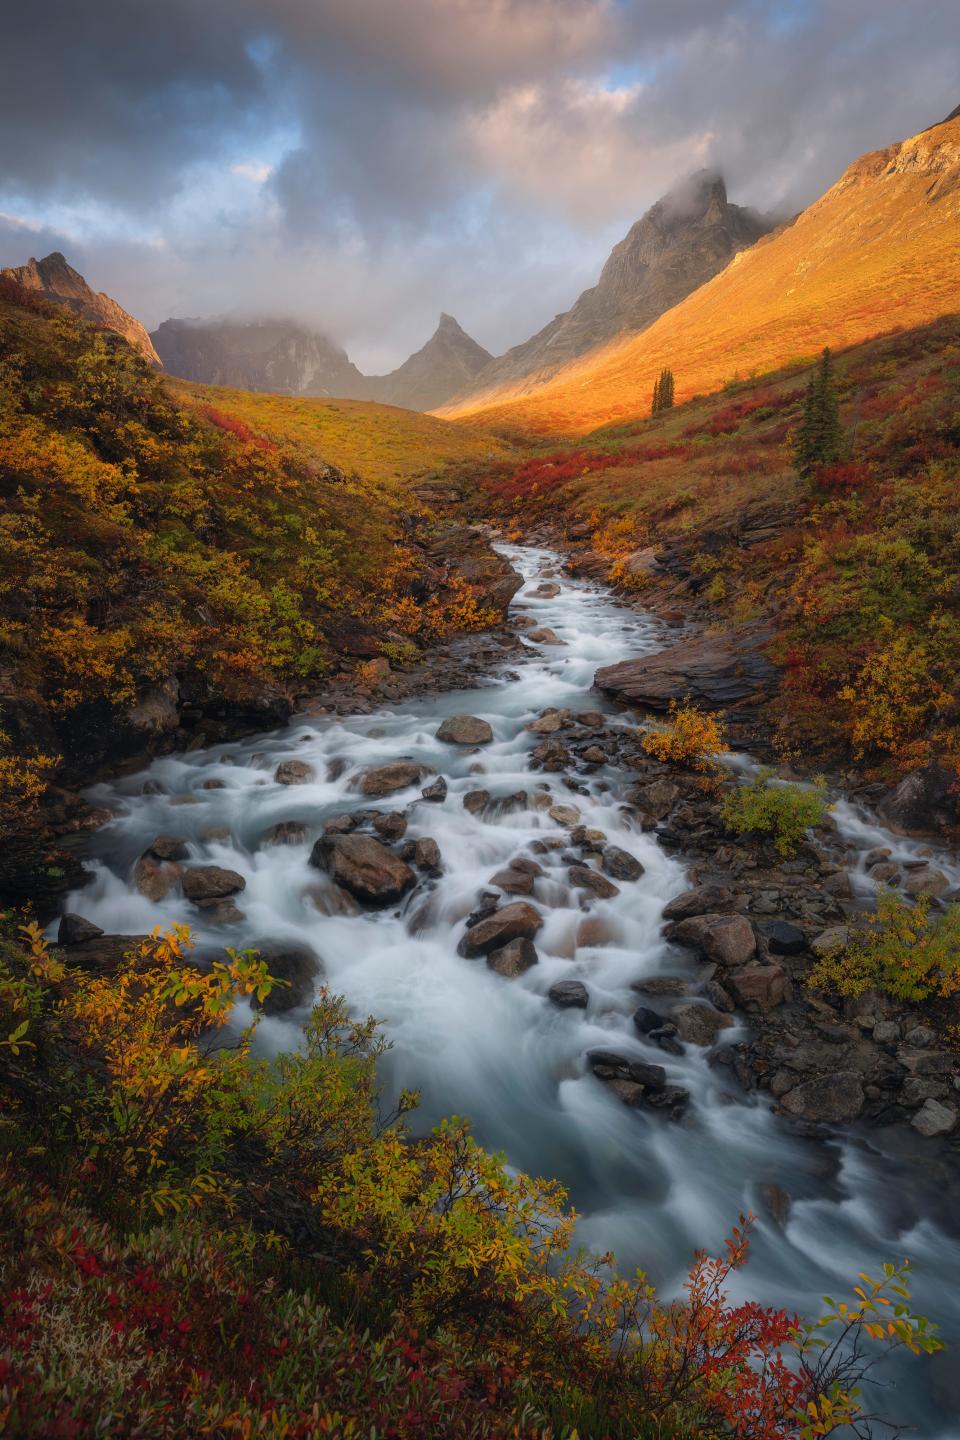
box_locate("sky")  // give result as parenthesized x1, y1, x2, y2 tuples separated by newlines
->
(1, 0, 957, 372)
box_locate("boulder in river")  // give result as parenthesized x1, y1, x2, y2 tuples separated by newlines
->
(462, 788, 490, 816)
(274, 759, 315, 785)
(601, 845, 644, 882)
(672, 1002, 732, 1046)
(311, 833, 416, 907)
(354, 761, 433, 798)
(182, 866, 246, 901)
(262, 821, 308, 846)
(528, 709, 567, 734)
(663, 884, 736, 920)
(458, 902, 543, 958)
(252, 942, 322, 1014)
(568, 865, 620, 900)
(548, 979, 589, 1009)
(489, 866, 535, 896)
(549, 803, 580, 827)
(436, 714, 494, 746)
(727, 963, 787, 1011)
(628, 778, 680, 822)
(528, 627, 563, 645)
(903, 867, 950, 899)
(57, 913, 104, 946)
(134, 854, 183, 902)
(145, 834, 189, 862)
(780, 1071, 865, 1125)
(667, 913, 756, 967)
(594, 623, 778, 713)
(413, 837, 442, 874)
(911, 1098, 958, 1137)
(877, 763, 960, 836)
(486, 937, 538, 978)
(421, 776, 448, 802)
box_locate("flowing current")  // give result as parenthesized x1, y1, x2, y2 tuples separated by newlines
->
(64, 545, 960, 1436)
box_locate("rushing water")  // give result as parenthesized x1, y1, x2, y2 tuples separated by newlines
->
(64, 545, 960, 1436)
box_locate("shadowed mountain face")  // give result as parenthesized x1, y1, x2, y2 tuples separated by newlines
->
(365, 313, 492, 410)
(453, 172, 773, 405)
(152, 311, 492, 411)
(151, 317, 368, 399)
(0, 251, 160, 365)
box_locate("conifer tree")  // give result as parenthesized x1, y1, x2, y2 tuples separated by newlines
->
(794, 346, 841, 478)
(651, 367, 675, 415)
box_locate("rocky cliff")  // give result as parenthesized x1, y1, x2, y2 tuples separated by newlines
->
(151, 317, 369, 398)
(452, 173, 772, 404)
(1, 251, 160, 365)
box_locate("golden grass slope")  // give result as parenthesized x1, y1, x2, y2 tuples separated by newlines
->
(169, 378, 508, 487)
(441, 115, 960, 437)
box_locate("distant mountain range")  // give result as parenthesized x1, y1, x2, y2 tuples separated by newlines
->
(150, 311, 492, 412)
(0, 251, 160, 365)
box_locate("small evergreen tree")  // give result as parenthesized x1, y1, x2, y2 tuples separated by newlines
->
(651, 367, 675, 415)
(794, 346, 841, 479)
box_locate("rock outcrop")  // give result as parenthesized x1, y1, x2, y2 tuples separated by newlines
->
(2, 252, 160, 365)
(595, 625, 778, 714)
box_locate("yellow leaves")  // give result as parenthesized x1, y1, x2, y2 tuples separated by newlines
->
(0, 749, 60, 838)
(641, 700, 727, 772)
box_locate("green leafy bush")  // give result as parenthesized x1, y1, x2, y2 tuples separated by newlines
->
(809, 890, 960, 1002)
(722, 771, 830, 855)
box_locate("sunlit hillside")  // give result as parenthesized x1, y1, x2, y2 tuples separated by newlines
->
(170, 378, 507, 487)
(442, 114, 960, 436)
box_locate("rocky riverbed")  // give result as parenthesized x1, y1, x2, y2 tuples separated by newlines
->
(49, 540, 960, 1435)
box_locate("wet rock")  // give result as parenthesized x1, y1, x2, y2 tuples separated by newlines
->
(704, 978, 735, 1013)
(201, 778, 225, 790)
(628, 778, 680, 821)
(549, 803, 580, 826)
(581, 746, 607, 764)
(146, 834, 189, 862)
(904, 867, 950, 899)
(509, 856, 543, 877)
(758, 1183, 791, 1227)
(761, 920, 807, 956)
(633, 1005, 667, 1035)
(878, 763, 960, 836)
(57, 913, 104, 946)
(662, 884, 735, 920)
(527, 709, 567, 734)
(489, 867, 535, 896)
(780, 1072, 865, 1125)
(532, 738, 568, 770)
(587, 1051, 667, 1090)
(134, 854, 183, 902)
(528, 627, 563, 645)
(458, 902, 544, 958)
(673, 1002, 732, 1046)
(530, 581, 561, 598)
(262, 821, 307, 846)
(868, 861, 899, 884)
(413, 837, 442, 874)
(548, 979, 589, 1009)
(252, 942, 321, 1014)
(192, 898, 245, 926)
(436, 714, 494, 746)
(324, 813, 357, 834)
(633, 976, 690, 996)
(576, 916, 617, 948)
(571, 826, 608, 849)
(373, 812, 408, 842)
(489, 791, 529, 817)
(727, 964, 787, 1011)
(182, 865, 246, 901)
(595, 624, 778, 713)
(486, 937, 539, 978)
(601, 845, 644, 882)
(822, 870, 853, 898)
(667, 913, 756, 967)
(354, 761, 433, 798)
(421, 776, 448, 802)
(274, 759, 315, 785)
(911, 1099, 958, 1137)
(463, 788, 490, 816)
(645, 1085, 691, 1116)
(568, 865, 620, 900)
(311, 834, 416, 907)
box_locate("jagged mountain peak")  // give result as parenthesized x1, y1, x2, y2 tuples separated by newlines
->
(445, 171, 773, 408)
(1, 251, 160, 365)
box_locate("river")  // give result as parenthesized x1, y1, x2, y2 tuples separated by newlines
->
(63, 543, 960, 1437)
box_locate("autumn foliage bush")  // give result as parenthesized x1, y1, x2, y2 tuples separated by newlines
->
(641, 701, 727, 772)
(0, 917, 940, 1437)
(809, 891, 960, 1004)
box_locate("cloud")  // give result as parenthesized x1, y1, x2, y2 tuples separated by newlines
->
(0, 0, 957, 366)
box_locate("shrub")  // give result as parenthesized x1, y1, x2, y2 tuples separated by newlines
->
(809, 891, 960, 1003)
(641, 700, 727, 771)
(722, 771, 830, 856)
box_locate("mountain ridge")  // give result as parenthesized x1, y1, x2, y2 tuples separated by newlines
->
(0, 251, 160, 366)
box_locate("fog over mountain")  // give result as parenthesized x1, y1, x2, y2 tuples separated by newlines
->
(0, 1, 957, 369)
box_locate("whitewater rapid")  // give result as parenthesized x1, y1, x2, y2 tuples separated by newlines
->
(63, 544, 960, 1436)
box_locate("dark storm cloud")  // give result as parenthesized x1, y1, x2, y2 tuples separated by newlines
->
(0, 1, 957, 365)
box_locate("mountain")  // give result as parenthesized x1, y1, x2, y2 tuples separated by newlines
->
(0, 251, 160, 366)
(151, 311, 489, 410)
(442, 112, 960, 433)
(365, 313, 492, 410)
(452, 172, 773, 408)
(150, 317, 368, 399)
